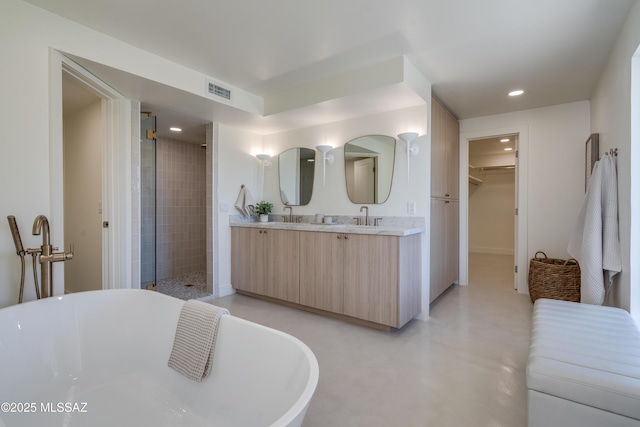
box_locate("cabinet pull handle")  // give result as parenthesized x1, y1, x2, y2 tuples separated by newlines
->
(445, 193, 450, 197)
(258, 230, 262, 234)
(337, 235, 342, 239)
(344, 235, 348, 239)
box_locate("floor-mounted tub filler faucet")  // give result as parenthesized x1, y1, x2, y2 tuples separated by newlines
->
(31, 215, 74, 299)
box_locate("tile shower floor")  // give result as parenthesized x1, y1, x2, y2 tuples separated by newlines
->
(208, 253, 532, 426)
(156, 271, 211, 300)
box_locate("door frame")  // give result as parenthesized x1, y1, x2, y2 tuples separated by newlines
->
(50, 49, 133, 294)
(459, 125, 529, 293)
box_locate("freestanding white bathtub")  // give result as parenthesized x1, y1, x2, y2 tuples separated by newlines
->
(0, 289, 318, 427)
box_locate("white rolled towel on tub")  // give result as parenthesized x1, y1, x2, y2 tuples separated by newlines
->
(168, 300, 229, 382)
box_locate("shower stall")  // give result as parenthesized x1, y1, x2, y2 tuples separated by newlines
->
(140, 113, 209, 299)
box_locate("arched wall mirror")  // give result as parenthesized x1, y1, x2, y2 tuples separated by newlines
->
(278, 147, 315, 205)
(344, 135, 396, 204)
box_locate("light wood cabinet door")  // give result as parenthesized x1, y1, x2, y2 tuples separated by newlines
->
(446, 111, 460, 199)
(343, 234, 398, 326)
(430, 199, 447, 302)
(431, 97, 447, 198)
(264, 229, 300, 303)
(299, 231, 343, 314)
(445, 200, 459, 288)
(231, 228, 299, 303)
(430, 199, 460, 302)
(231, 227, 265, 295)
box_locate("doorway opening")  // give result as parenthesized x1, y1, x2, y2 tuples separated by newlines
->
(468, 135, 517, 290)
(140, 109, 210, 300)
(62, 75, 104, 294)
(459, 124, 528, 293)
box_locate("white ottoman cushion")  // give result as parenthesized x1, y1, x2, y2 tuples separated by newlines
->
(527, 298, 640, 421)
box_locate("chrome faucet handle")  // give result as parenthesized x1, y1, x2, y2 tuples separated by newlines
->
(353, 217, 361, 226)
(374, 217, 383, 226)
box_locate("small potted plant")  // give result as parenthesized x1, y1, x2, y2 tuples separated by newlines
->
(254, 200, 273, 223)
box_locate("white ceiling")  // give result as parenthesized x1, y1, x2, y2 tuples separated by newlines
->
(34, 0, 635, 139)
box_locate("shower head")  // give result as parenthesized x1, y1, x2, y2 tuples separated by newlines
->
(7, 215, 25, 254)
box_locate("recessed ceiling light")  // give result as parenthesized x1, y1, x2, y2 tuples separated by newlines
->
(500, 138, 510, 142)
(508, 90, 524, 97)
(170, 127, 182, 132)
(504, 147, 513, 151)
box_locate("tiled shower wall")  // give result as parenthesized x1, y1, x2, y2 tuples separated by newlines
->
(156, 137, 206, 280)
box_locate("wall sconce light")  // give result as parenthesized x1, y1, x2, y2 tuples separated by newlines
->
(315, 145, 334, 186)
(397, 132, 420, 182)
(255, 153, 272, 169)
(255, 154, 272, 196)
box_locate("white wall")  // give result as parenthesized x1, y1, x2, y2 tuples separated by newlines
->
(461, 101, 591, 280)
(590, 0, 640, 316)
(469, 170, 515, 255)
(215, 124, 263, 297)
(63, 98, 103, 293)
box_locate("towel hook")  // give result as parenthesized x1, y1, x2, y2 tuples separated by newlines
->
(609, 148, 618, 157)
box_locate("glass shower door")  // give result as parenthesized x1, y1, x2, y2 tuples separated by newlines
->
(140, 113, 157, 290)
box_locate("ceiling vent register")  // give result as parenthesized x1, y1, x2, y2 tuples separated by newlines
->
(206, 79, 232, 101)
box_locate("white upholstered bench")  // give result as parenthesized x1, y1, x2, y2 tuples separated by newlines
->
(527, 298, 640, 427)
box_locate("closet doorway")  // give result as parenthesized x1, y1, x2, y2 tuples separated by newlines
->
(468, 135, 518, 290)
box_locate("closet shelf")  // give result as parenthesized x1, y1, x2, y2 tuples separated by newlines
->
(469, 175, 483, 186)
(469, 164, 515, 171)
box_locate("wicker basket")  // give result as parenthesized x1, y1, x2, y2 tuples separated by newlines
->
(528, 251, 581, 303)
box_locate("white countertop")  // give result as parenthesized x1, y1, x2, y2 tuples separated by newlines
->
(229, 221, 424, 236)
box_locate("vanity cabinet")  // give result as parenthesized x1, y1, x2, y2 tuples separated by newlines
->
(232, 226, 422, 330)
(430, 96, 460, 303)
(230, 227, 299, 303)
(299, 231, 421, 328)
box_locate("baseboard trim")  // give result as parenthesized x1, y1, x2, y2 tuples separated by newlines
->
(216, 283, 235, 298)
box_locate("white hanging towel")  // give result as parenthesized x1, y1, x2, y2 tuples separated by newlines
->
(234, 186, 255, 218)
(567, 154, 621, 305)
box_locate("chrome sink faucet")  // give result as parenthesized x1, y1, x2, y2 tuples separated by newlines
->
(283, 206, 293, 223)
(31, 215, 74, 298)
(360, 206, 369, 226)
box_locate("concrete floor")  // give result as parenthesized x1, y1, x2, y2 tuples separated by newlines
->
(209, 253, 533, 426)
